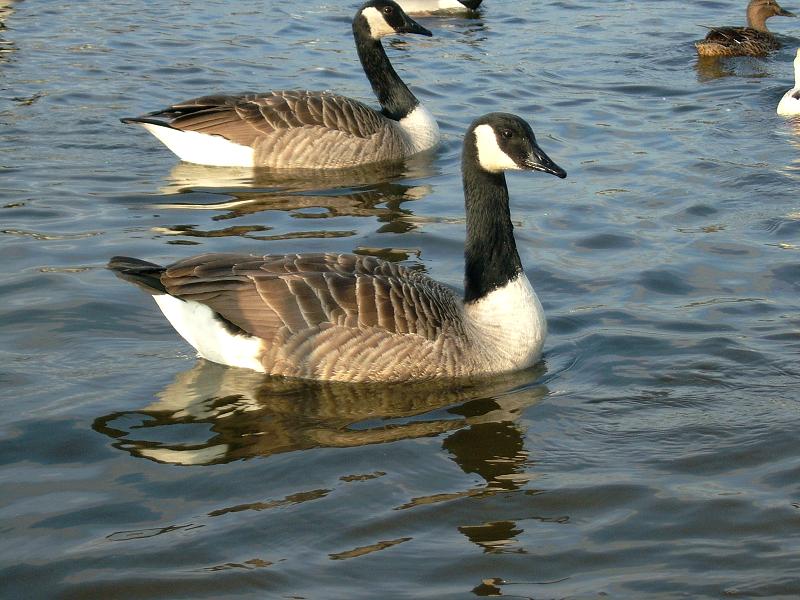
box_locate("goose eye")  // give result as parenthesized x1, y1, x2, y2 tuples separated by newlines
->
(383, 5, 394, 14)
(500, 129, 513, 139)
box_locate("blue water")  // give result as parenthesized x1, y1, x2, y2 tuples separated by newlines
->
(2, 0, 800, 597)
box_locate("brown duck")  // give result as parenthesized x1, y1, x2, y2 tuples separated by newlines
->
(696, 0, 796, 57)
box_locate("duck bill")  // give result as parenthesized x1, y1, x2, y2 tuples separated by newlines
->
(398, 17, 433, 37)
(523, 145, 567, 179)
(778, 6, 796, 17)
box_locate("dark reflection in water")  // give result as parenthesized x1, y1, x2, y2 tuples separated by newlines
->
(147, 152, 441, 249)
(93, 361, 547, 469)
(694, 54, 774, 81)
(154, 181, 431, 238)
(160, 147, 441, 194)
(0, 0, 16, 66)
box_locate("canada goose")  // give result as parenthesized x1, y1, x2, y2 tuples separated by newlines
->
(121, 0, 439, 169)
(778, 48, 800, 114)
(109, 113, 566, 383)
(695, 0, 796, 57)
(395, 0, 482, 15)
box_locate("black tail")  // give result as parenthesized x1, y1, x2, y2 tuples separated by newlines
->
(108, 256, 168, 295)
(120, 116, 178, 129)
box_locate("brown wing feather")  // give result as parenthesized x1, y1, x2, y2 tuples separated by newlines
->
(697, 27, 779, 56)
(159, 253, 464, 345)
(143, 91, 388, 147)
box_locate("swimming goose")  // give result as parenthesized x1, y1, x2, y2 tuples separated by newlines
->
(109, 113, 566, 383)
(395, 0, 482, 14)
(121, 0, 439, 169)
(696, 0, 796, 57)
(777, 48, 800, 114)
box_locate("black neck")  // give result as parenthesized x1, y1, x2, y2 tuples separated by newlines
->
(353, 17, 419, 121)
(462, 145, 523, 304)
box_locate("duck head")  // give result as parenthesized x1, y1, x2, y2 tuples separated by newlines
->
(747, 0, 796, 31)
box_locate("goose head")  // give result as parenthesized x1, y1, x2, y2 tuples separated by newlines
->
(357, 0, 433, 39)
(747, 0, 796, 31)
(469, 113, 567, 178)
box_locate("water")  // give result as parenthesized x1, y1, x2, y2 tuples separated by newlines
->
(2, 0, 800, 597)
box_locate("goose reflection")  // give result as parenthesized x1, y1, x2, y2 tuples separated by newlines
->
(93, 361, 547, 469)
(0, 0, 17, 65)
(151, 183, 432, 247)
(777, 120, 800, 181)
(150, 158, 437, 243)
(159, 148, 440, 194)
(694, 54, 772, 80)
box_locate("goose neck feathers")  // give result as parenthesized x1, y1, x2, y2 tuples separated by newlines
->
(462, 156, 521, 304)
(353, 0, 432, 120)
(461, 113, 566, 304)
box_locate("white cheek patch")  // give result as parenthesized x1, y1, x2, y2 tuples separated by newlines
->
(362, 6, 398, 38)
(473, 124, 520, 173)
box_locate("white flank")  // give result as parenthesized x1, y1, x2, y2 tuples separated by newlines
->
(777, 90, 800, 116)
(397, 0, 470, 13)
(473, 123, 519, 173)
(777, 49, 800, 116)
(362, 6, 398, 38)
(140, 123, 255, 167)
(153, 294, 265, 372)
(465, 273, 547, 371)
(398, 104, 440, 153)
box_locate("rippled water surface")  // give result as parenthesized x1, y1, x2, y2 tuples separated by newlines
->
(2, 0, 800, 597)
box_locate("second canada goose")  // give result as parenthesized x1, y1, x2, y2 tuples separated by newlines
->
(121, 0, 439, 169)
(777, 48, 800, 114)
(695, 0, 796, 57)
(109, 113, 567, 383)
(395, 0, 483, 15)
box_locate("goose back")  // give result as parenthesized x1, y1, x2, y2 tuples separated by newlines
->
(134, 91, 421, 169)
(396, 0, 482, 14)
